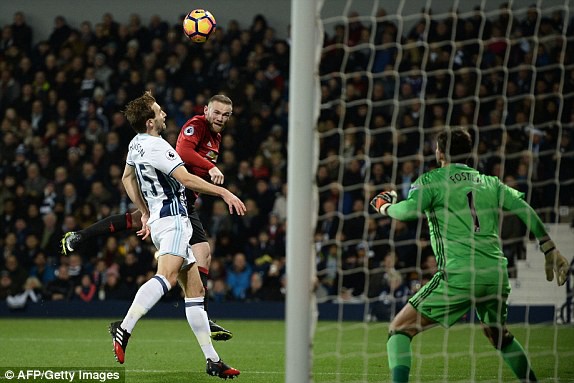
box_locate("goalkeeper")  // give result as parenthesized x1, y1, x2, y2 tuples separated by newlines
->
(371, 127, 569, 383)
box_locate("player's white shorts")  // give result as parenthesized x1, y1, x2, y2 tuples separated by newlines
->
(150, 215, 196, 269)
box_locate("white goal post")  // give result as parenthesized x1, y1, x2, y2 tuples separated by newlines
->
(285, 1, 322, 383)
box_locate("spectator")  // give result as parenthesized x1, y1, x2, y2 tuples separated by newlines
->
(252, 178, 275, 217)
(44, 264, 74, 301)
(28, 252, 56, 285)
(39, 212, 63, 257)
(1, 198, 18, 237)
(85, 180, 113, 207)
(101, 269, 135, 300)
(316, 199, 340, 242)
(67, 254, 85, 286)
(270, 182, 287, 223)
(259, 258, 286, 301)
(3, 255, 28, 292)
(342, 198, 366, 241)
(1, 232, 21, 260)
(24, 163, 48, 199)
(207, 199, 236, 238)
(210, 278, 229, 303)
(75, 274, 97, 302)
(245, 272, 265, 302)
(48, 16, 72, 52)
(237, 198, 266, 239)
(226, 252, 252, 301)
(316, 243, 338, 297)
(0, 69, 21, 115)
(99, 236, 123, 267)
(370, 270, 411, 321)
(58, 183, 80, 216)
(337, 248, 367, 300)
(0, 271, 18, 300)
(11, 12, 33, 53)
(119, 252, 145, 289)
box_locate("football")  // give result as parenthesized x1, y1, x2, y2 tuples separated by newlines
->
(183, 9, 216, 43)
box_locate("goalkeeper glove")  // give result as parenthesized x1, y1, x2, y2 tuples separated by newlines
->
(370, 190, 397, 216)
(540, 239, 569, 286)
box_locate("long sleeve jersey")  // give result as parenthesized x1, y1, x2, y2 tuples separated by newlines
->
(387, 163, 548, 286)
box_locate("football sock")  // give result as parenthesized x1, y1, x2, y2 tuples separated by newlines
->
(121, 274, 170, 333)
(185, 297, 219, 361)
(387, 333, 412, 383)
(81, 212, 133, 239)
(500, 339, 538, 382)
(198, 266, 209, 311)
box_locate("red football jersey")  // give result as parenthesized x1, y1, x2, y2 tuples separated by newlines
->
(175, 114, 221, 180)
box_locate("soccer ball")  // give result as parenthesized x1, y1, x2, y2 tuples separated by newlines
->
(183, 9, 216, 43)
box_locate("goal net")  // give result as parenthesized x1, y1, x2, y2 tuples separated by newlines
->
(310, 0, 574, 381)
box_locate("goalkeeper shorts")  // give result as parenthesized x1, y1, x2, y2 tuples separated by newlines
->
(409, 273, 511, 328)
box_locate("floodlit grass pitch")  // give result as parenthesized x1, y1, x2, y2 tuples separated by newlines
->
(0, 318, 572, 382)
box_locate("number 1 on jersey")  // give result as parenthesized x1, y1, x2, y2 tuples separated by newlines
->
(466, 191, 480, 233)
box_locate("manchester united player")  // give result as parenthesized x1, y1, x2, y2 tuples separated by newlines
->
(62, 95, 236, 340)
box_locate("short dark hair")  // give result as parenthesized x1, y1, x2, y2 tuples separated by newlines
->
(436, 127, 473, 163)
(123, 91, 156, 133)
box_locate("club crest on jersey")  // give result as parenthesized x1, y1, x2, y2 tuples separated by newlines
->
(165, 150, 177, 160)
(184, 126, 195, 136)
(206, 150, 218, 162)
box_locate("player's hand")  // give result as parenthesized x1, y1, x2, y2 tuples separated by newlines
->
(137, 212, 151, 240)
(370, 190, 397, 216)
(541, 239, 569, 286)
(137, 225, 150, 240)
(222, 191, 246, 215)
(209, 167, 224, 185)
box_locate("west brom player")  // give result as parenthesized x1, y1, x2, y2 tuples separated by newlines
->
(62, 95, 235, 340)
(110, 91, 243, 378)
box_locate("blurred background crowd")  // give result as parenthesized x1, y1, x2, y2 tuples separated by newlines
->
(0, 4, 573, 319)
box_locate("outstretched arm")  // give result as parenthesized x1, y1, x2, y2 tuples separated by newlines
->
(371, 181, 430, 221)
(171, 166, 246, 215)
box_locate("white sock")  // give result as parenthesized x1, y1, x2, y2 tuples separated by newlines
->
(121, 275, 170, 333)
(185, 297, 219, 361)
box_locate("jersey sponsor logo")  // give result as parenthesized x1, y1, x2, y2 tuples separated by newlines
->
(184, 126, 195, 136)
(207, 141, 212, 147)
(165, 149, 177, 160)
(206, 150, 218, 162)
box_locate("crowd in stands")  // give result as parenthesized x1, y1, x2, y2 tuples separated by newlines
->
(0, 4, 573, 318)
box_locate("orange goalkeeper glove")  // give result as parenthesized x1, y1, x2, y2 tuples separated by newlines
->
(540, 239, 569, 286)
(370, 190, 397, 216)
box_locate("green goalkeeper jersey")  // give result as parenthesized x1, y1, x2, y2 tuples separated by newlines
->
(386, 163, 548, 286)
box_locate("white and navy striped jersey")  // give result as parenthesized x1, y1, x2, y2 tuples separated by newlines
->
(126, 134, 187, 224)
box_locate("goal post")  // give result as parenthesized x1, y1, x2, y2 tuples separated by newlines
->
(285, 1, 322, 383)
